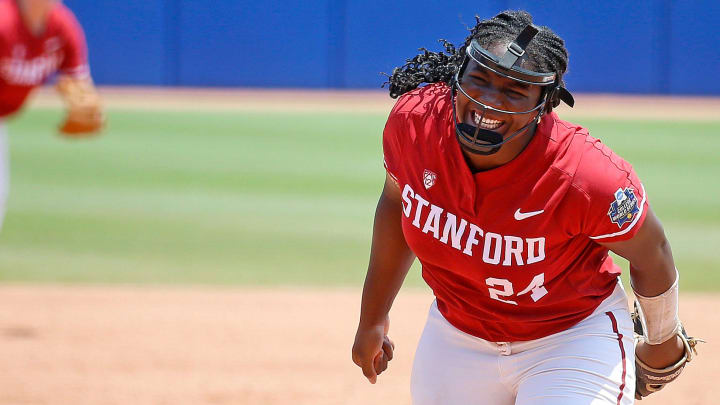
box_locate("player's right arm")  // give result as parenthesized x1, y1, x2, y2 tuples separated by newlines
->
(351, 172, 416, 384)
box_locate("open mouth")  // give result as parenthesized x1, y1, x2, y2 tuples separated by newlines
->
(472, 111, 504, 130)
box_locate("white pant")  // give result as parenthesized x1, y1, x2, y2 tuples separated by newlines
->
(0, 121, 9, 229)
(411, 281, 635, 405)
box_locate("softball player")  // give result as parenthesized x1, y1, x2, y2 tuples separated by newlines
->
(352, 10, 699, 404)
(0, 0, 104, 228)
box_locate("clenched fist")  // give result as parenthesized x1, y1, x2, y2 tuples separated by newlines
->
(352, 317, 395, 384)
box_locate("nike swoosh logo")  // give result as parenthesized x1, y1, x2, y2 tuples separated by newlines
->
(514, 209, 544, 220)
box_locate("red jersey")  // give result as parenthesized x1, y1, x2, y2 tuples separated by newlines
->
(383, 83, 648, 342)
(0, 0, 89, 117)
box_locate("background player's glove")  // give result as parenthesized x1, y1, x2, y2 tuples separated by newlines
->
(56, 75, 105, 136)
(632, 302, 704, 400)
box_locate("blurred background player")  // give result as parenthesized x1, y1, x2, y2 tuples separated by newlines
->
(0, 0, 104, 228)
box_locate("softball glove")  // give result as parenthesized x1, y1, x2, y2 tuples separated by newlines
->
(632, 302, 704, 400)
(56, 75, 105, 136)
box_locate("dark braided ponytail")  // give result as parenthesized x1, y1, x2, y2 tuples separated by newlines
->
(384, 10, 569, 100)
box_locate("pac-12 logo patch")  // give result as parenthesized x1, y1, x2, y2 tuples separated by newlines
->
(423, 169, 437, 189)
(608, 187, 639, 228)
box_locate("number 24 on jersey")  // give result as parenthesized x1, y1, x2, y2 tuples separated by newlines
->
(486, 273, 548, 305)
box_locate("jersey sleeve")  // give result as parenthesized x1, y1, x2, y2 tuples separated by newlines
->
(382, 108, 405, 184)
(576, 141, 649, 243)
(56, 6, 90, 78)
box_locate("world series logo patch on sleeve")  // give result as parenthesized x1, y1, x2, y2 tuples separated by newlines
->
(608, 187, 639, 228)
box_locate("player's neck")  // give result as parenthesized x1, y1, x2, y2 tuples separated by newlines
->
(462, 130, 535, 172)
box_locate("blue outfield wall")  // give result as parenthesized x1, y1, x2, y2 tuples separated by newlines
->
(64, 0, 720, 95)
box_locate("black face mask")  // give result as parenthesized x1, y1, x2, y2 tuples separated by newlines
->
(451, 25, 574, 155)
(451, 81, 544, 156)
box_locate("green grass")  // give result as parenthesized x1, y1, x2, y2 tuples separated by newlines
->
(1, 109, 719, 290)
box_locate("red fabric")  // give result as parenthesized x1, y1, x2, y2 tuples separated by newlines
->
(382, 83, 649, 341)
(606, 311, 628, 405)
(0, 0, 89, 117)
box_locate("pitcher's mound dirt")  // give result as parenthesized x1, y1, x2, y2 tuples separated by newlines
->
(0, 285, 715, 405)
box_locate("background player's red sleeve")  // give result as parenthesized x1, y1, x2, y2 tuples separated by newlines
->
(56, 5, 89, 78)
(575, 141, 649, 243)
(382, 110, 404, 184)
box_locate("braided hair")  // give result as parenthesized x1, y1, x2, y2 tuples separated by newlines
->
(385, 10, 569, 100)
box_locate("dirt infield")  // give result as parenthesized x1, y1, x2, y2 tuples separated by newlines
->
(0, 285, 716, 405)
